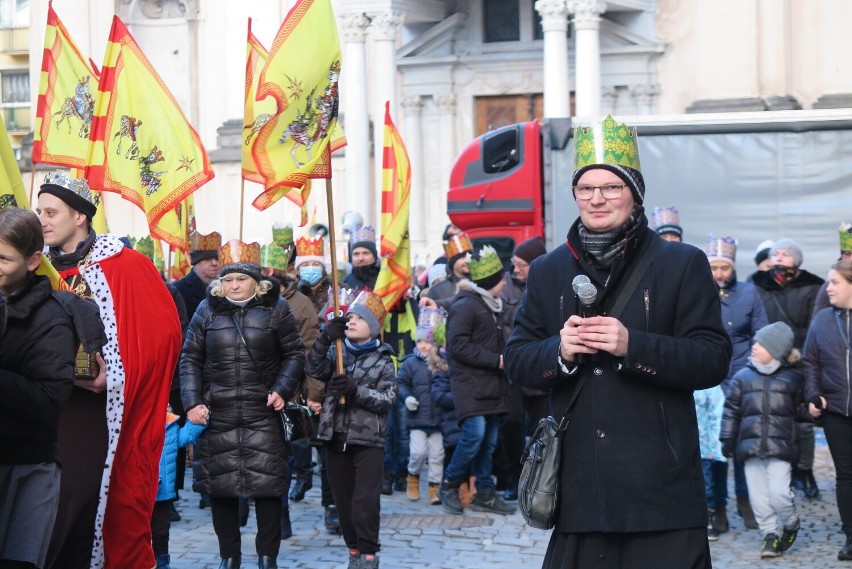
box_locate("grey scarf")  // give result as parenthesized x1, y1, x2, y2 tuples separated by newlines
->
(577, 207, 645, 269)
(458, 279, 503, 313)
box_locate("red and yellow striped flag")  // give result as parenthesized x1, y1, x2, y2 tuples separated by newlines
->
(163, 195, 196, 281)
(242, 19, 276, 185)
(249, 0, 344, 215)
(33, 2, 99, 168)
(86, 16, 214, 249)
(373, 102, 412, 311)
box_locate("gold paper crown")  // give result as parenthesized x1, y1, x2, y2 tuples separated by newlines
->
(272, 223, 294, 248)
(468, 245, 503, 281)
(42, 171, 101, 208)
(705, 234, 737, 264)
(350, 290, 388, 325)
(220, 239, 261, 265)
(443, 232, 473, 259)
(296, 235, 324, 257)
(574, 115, 641, 172)
(351, 225, 376, 244)
(652, 206, 680, 230)
(260, 243, 290, 270)
(840, 222, 852, 252)
(189, 230, 222, 252)
(327, 285, 358, 308)
(417, 307, 448, 330)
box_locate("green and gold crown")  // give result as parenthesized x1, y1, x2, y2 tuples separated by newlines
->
(574, 115, 641, 172)
(260, 243, 290, 270)
(432, 321, 447, 348)
(840, 222, 852, 252)
(136, 236, 154, 259)
(272, 223, 294, 248)
(468, 245, 503, 281)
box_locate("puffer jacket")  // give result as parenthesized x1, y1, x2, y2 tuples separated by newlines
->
(157, 413, 206, 501)
(431, 367, 460, 448)
(719, 278, 769, 387)
(720, 363, 804, 464)
(397, 354, 440, 429)
(802, 307, 852, 416)
(752, 269, 824, 350)
(306, 332, 396, 448)
(180, 284, 305, 497)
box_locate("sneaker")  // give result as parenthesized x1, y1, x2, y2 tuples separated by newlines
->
(168, 502, 181, 522)
(802, 469, 820, 499)
(428, 483, 441, 505)
(439, 484, 463, 515)
(324, 505, 341, 533)
(470, 489, 517, 515)
(779, 518, 799, 552)
(406, 474, 420, 501)
(360, 553, 380, 569)
(761, 533, 782, 558)
(839, 536, 852, 561)
(348, 548, 361, 569)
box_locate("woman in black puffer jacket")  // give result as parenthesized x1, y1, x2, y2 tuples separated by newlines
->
(180, 257, 304, 569)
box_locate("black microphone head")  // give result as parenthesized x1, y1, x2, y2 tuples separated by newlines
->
(577, 282, 598, 306)
(571, 274, 591, 294)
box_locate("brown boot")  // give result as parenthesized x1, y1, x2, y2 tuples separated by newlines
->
(737, 495, 758, 529)
(712, 505, 729, 534)
(406, 474, 420, 501)
(428, 483, 441, 505)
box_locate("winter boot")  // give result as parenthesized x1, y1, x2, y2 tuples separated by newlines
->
(470, 488, 517, 515)
(780, 517, 800, 552)
(324, 505, 341, 533)
(839, 535, 852, 561)
(439, 479, 464, 515)
(360, 553, 380, 569)
(737, 495, 758, 530)
(381, 474, 393, 496)
(406, 474, 421, 501)
(257, 555, 277, 569)
(168, 501, 181, 522)
(155, 553, 172, 569)
(280, 508, 292, 540)
(790, 467, 805, 490)
(802, 468, 820, 498)
(712, 505, 729, 534)
(428, 483, 441, 505)
(760, 533, 781, 558)
(348, 548, 361, 568)
(706, 509, 719, 542)
(394, 475, 407, 492)
(218, 558, 241, 569)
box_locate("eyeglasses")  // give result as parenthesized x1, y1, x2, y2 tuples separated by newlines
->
(513, 260, 529, 270)
(572, 184, 626, 201)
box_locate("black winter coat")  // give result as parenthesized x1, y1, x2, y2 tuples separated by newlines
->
(180, 285, 305, 498)
(431, 367, 460, 448)
(504, 219, 731, 534)
(173, 269, 209, 318)
(802, 307, 852, 416)
(397, 354, 440, 429)
(0, 276, 76, 464)
(446, 281, 510, 422)
(752, 269, 824, 350)
(720, 363, 804, 463)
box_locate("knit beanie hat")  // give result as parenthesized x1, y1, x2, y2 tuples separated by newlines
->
(770, 238, 804, 267)
(513, 236, 547, 264)
(754, 321, 794, 362)
(188, 231, 222, 265)
(220, 262, 262, 283)
(427, 263, 447, 287)
(754, 239, 774, 267)
(347, 291, 387, 339)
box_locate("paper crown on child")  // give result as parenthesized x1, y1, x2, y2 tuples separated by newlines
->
(347, 291, 388, 338)
(350, 225, 376, 245)
(443, 232, 473, 259)
(652, 206, 682, 237)
(705, 235, 737, 265)
(40, 171, 100, 218)
(415, 307, 448, 344)
(260, 243, 290, 271)
(324, 286, 358, 322)
(468, 245, 504, 290)
(431, 321, 447, 348)
(272, 223, 294, 249)
(295, 236, 325, 268)
(840, 222, 852, 253)
(219, 239, 261, 266)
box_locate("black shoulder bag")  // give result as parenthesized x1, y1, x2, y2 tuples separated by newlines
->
(231, 314, 315, 449)
(518, 238, 661, 530)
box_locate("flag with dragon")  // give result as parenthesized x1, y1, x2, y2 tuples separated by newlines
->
(242, 18, 277, 185)
(86, 16, 213, 248)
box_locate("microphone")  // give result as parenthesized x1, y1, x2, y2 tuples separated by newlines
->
(576, 282, 598, 317)
(571, 274, 590, 295)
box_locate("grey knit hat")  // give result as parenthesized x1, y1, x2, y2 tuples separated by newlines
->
(754, 322, 794, 361)
(770, 238, 804, 268)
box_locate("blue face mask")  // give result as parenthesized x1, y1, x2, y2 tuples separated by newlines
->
(300, 266, 323, 285)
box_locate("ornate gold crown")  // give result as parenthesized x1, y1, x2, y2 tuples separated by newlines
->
(468, 245, 503, 281)
(220, 239, 261, 265)
(443, 232, 473, 258)
(840, 222, 852, 252)
(272, 223, 294, 248)
(705, 235, 737, 263)
(42, 171, 101, 208)
(574, 115, 641, 172)
(260, 243, 290, 270)
(417, 306, 448, 330)
(189, 230, 222, 252)
(296, 235, 324, 257)
(350, 291, 388, 325)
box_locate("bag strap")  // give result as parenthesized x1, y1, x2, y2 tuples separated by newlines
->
(556, 237, 663, 432)
(769, 294, 796, 329)
(231, 314, 259, 368)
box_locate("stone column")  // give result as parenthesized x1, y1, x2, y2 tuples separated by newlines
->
(401, 95, 426, 249)
(535, 0, 571, 118)
(369, 11, 403, 229)
(435, 94, 457, 226)
(629, 84, 660, 115)
(339, 13, 372, 224)
(568, 0, 606, 118)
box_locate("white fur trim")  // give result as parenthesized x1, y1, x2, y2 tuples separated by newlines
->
(295, 255, 325, 269)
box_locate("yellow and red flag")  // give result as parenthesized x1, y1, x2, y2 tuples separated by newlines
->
(86, 16, 213, 249)
(242, 18, 277, 185)
(249, 0, 344, 214)
(158, 195, 196, 281)
(373, 102, 412, 311)
(33, 2, 99, 169)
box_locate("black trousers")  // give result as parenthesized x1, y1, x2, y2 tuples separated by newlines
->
(290, 443, 313, 484)
(326, 445, 384, 554)
(317, 446, 335, 507)
(151, 500, 171, 555)
(210, 496, 281, 558)
(823, 411, 852, 536)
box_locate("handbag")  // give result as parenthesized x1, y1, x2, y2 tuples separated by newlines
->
(518, 237, 661, 529)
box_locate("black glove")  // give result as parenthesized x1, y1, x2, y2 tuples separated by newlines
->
(721, 439, 734, 459)
(325, 316, 348, 341)
(809, 395, 825, 410)
(297, 280, 313, 296)
(327, 373, 356, 397)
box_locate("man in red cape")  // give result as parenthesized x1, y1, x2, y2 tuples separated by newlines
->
(38, 171, 182, 569)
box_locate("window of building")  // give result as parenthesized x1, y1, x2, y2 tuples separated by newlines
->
(0, 0, 28, 29)
(484, 0, 520, 42)
(1, 69, 30, 130)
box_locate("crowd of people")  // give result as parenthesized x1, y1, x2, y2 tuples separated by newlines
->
(2, 114, 852, 569)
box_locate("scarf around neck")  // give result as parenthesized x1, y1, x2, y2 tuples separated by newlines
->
(345, 338, 381, 354)
(577, 207, 646, 269)
(751, 356, 782, 375)
(458, 279, 503, 313)
(771, 265, 799, 287)
(48, 229, 97, 271)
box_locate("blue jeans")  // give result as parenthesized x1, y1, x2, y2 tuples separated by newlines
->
(383, 397, 410, 479)
(702, 459, 728, 509)
(444, 415, 500, 491)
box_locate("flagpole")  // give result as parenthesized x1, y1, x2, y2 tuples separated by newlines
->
(325, 176, 347, 403)
(29, 163, 36, 207)
(239, 178, 245, 241)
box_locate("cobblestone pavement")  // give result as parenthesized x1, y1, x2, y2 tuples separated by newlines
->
(168, 435, 849, 568)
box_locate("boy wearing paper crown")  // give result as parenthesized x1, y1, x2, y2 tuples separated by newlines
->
(397, 307, 448, 505)
(504, 116, 731, 568)
(305, 291, 396, 569)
